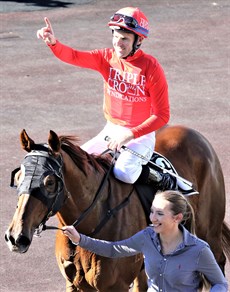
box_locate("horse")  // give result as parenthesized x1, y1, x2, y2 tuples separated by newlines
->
(5, 125, 230, 292)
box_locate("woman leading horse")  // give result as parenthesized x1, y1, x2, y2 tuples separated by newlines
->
(5, 125, 230, 291)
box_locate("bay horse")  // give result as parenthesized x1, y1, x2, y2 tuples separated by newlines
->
(5, 125, 230, 291)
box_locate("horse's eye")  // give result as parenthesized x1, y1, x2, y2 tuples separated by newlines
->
(44, 176, 57, 193)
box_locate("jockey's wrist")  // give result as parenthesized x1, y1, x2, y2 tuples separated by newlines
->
(47, 41, 56, 46)
(46, 38, 57, 46)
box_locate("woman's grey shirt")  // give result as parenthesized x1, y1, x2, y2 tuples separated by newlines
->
(78, 225, 228, 291)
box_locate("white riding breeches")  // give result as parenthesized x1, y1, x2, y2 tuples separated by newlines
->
(81, 122, 155, 184)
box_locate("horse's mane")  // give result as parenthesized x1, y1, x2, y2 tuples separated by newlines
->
(58, 135, 111, 175)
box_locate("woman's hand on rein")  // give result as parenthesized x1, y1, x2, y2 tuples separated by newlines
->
(62, 225, 81, 244)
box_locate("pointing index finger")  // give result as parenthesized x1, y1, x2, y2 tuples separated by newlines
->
(44, 17, 51, 30)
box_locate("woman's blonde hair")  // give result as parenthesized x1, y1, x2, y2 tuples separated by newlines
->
(155, 190, 196, 234)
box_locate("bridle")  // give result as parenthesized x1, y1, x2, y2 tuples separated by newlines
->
(10, 144, 70, 236)
(10, 146, 134, 237)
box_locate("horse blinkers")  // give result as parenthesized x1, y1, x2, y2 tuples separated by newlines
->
(10, 148, 67, 225)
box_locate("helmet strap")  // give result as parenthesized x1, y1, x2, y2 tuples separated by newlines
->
(129, 34, 141, 57)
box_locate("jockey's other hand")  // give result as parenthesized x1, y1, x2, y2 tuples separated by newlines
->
(106, 130, 134, 151)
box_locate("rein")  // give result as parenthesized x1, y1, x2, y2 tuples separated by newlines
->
(88, 183, 134, 236)
(73, 152, 116, 229)
(42, 149, 128, 236)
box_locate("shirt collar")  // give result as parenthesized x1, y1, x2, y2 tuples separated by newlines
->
(125, 49, 143, 61)
(180, 224, 197, 246)
(150, 224, 197, 248)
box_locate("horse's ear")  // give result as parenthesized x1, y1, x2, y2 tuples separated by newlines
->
(48, 130, 61, 153)
(20, 129, 35, 152)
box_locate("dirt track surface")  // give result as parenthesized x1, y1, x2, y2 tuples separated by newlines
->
(0, 0, 229, 291)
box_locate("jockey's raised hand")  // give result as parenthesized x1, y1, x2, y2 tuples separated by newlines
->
(37, 17, 56, 45)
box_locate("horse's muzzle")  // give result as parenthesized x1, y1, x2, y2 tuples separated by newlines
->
(5, 230, 31, 253)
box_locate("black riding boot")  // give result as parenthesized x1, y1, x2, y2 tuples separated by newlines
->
(137, 165, 177, 191)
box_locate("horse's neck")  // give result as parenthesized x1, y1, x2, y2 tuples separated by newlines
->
(59, 151, 106, 225)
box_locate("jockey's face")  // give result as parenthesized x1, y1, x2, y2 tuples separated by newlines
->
(112, 30, 135, 59)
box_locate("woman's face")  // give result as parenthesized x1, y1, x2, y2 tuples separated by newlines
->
(149, 195, 179, 235)
(112, 30, 135, 59)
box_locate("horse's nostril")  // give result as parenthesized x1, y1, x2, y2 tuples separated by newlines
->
(5, 233, 15, 245)
(16, 234, 31, 247)
(5, 231, 31, 250)
(5, 233, 9, 242)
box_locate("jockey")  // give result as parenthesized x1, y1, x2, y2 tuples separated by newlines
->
(37, 7, 177, 191)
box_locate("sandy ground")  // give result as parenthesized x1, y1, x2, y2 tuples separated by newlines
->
(0, 0, 229, 291)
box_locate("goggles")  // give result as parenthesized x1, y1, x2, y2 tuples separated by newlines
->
(110, 14, 138, 28)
